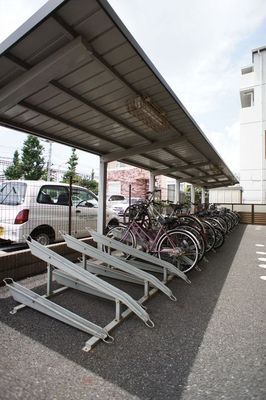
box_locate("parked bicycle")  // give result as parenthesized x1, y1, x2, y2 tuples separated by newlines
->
(106, 192, 200, 273)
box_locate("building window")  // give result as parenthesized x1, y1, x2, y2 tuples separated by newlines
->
(241, 66, 254, 75)
(240, 89, 254, 108)
(167, 184, 175, 202)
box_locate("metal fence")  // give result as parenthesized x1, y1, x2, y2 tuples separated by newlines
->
(216, 203, 266, 225)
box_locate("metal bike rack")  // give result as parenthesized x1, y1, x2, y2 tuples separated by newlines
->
(4, 238, 158, 351)
(88, 229, 191, 284)
(53, 269, 114, 301)
(62, 233, 177, 300)
(3, 278, 113, 343)
(5, 232, 190, 352)
(26, 239, 153, 326)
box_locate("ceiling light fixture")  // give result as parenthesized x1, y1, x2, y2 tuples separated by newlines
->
(127, 96, 170, 132)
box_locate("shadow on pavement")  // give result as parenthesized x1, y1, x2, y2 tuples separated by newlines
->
(0, 225, 247, 400)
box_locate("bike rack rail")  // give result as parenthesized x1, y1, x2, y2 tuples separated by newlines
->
(88, 229, 191, 284)
(4, 238, 160, 351)
(26, 239, 153, 325)
(62, 233, 177, 300)
(3, 278, 113, 343)
(4, 230, 190, 351)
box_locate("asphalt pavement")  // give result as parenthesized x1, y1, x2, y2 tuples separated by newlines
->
(0, 224, 265, 400)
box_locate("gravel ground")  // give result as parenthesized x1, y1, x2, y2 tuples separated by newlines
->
(0, 224, 265, 400)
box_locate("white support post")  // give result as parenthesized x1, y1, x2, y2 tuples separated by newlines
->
(190, 184, 195, 213)
(97, 157, 107, 236)
(201, 187, 205, 205)
(175, 179, 180, 203)
(149, 172, 156, 192)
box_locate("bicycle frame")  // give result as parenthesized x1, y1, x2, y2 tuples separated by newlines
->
(122, 219, 167, 256)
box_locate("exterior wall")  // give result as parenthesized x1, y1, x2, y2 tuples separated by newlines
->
(209, 187, 242, 203)
(240, 48, 266, 203)
(107, 162, 184, 200)
(107, 162, 149, 198)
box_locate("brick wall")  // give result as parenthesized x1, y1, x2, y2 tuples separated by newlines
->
(107, 168, 149, 198)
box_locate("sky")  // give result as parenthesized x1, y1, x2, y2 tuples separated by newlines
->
(0, 0, 266, 177)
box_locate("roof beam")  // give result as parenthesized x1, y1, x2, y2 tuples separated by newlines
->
(0, 118, 103, 156)
(53, 14, 209, 165)
(207, 181, 233, 188)
(4, 53, 152, 145)
(17, 101, 176, 172)
(102, 135, 186, 162)
(153, 161, 210, 176)
(21, 101, 125, 149)
(52, 15, 215, 167)
(52, 13, 140, 97)
(0, 37, 90, 112)
(189, 173, 223, 182)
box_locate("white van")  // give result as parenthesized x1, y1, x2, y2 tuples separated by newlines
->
(0, 180, 119, 245)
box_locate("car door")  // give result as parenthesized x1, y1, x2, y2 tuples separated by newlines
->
(72, 188, 98, 238)
(36, 185, 76, 241)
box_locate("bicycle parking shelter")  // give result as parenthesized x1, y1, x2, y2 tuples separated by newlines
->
(0, 0, 238, 349)
(0, 0, 238, 232)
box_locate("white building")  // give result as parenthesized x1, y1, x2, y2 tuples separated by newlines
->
(240, 46, 266, 203)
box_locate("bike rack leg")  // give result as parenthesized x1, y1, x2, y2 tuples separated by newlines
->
(115, 299, 121, 321)
(83, 273, 176, 352)
(163, 267, 168, 282)
(47, 264, 53, 296)
(144, 280, 149, 297)
(82, 254, 86, 269)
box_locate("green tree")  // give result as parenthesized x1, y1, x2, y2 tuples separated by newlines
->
(4, 150, 23, 179)
(21, 135, 45, 179)
(74, 169, 98, 194)
(78, 175, 98, 194)
(184, 184, 202, 205)
(42, 169, 55, 181)
(62, 148, 79, 183)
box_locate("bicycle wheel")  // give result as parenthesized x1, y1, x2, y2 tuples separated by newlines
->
(206, 217, 226, 234)
(177, 215, 205, 232)
(123, 204, 151, 229)
(223, 215, 232, 232)
(226, 213, 236, 229)
(105, 225, 136, 260)
(156, 229, 199, 273)
(201, 220, 216, 252)
(177, 224, 206, 261)
(213, 227, 225, 249)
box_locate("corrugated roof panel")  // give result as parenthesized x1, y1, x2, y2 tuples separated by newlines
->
(10, 19, 69, 65)
(0, 0, 238, 188)
(74, 9, 115, 41)
(58, 0, 100, 24)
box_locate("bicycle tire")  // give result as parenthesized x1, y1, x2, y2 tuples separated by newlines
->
(105, 224, 136, 260)
(201, 220, 216, 252)
(156, 229, 199, 273)
(213, 227, 225, 249)
(177, 224, 206, 261)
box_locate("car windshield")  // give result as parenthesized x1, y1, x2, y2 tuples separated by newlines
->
(72, 188, 98, 207)
(109, 195, 125, 201)
(0, 182, 27, 205)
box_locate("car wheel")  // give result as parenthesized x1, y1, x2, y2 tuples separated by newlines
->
(33, 232, 51, 246)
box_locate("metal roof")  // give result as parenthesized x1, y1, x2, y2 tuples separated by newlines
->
(0, 0, 238, 188)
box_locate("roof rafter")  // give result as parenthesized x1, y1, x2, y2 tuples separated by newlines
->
(153, 161, 210, 176)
